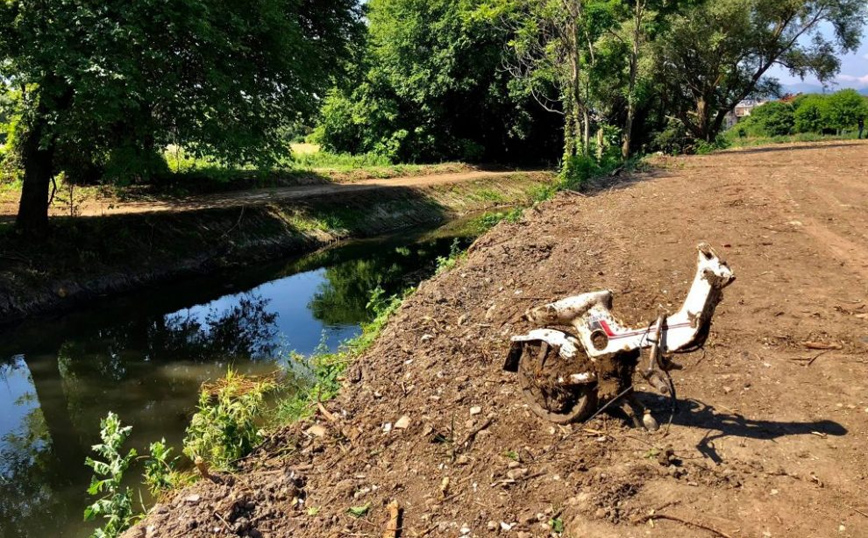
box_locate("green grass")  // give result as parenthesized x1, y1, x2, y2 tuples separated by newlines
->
(722, 131, 862, 149)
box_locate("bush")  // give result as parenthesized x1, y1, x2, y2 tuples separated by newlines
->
(559, 154, 600, 190)
(183, 370, 277, 471)
(743, 101, 795, 136)
(793, 94, 829, 133)
(143, 440, 189, 497)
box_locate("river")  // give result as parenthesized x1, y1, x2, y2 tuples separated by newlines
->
(0, 223, 476, 538)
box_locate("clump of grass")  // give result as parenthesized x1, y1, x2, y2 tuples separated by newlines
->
(183, 369, 277, 471)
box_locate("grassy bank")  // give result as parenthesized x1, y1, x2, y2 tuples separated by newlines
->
(0, 172, 553, 325)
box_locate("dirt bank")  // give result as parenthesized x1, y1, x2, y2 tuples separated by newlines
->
(0, 172, 552, 325)
(125, 140, 868, 538)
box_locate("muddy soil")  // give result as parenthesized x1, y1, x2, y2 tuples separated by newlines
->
(127, 141, 868, 538)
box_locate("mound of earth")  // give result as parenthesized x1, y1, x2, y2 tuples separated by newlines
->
(126, 141, 868, 538)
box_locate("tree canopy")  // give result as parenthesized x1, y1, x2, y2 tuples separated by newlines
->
(654, 0, 866, 141)
(0, 0, 363, 233)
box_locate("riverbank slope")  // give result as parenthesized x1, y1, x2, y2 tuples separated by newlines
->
(0, 171, 553, 325)
(127, 140, 868, 538)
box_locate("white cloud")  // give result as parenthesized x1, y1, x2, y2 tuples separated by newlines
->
(836, 73, 868, 87)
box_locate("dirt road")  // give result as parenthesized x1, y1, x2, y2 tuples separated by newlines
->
(0, 169, 536, 218)
(127, 141, 868, 538)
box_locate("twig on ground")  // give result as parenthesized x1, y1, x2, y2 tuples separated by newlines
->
(455, 418, 494, 454)
(641, 513, 733, 538)
(807, 350, 831, 367)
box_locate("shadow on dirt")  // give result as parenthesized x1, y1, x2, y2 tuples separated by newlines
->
(656, 396, 848, 464)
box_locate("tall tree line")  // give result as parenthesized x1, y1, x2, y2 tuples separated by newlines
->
(1, 0, 865, 236)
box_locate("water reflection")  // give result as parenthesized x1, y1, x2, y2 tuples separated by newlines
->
(0, 231, 471, 538)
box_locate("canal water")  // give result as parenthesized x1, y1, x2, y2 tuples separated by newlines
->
(0, 225, 475, 538)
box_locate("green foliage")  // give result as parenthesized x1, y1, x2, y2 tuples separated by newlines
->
(277, 286, 408, 424)
(793, 94, 830, 133)
(654, 0, 866, 142)
(729, 90, 868, 144)
(435, 239, 465, 275)
(347, 503, 371, 518)
(737, 102, 795, 137)
(2, 0, 364, 230)
(83, 413, 138, 538)
(474, 208, 524, 232)
(559, 155, 599, 191)
(182, 370, 277, 471)
(313, 0, 560, 163)
(825, 89, 868, 132)
(142, 440, 188, 497)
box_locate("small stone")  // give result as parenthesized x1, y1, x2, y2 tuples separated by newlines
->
(500, 522, 514, 531)
(184, 494, 200, 505)
(306, 424, 327, 437)
(394, 416, 411, 430)
(457, 314, 468, 325)
(723, 386, 732, 394)
(506, 468, 527, 480)
(421, 334, 434, 342)
(487, 520, 498, 531)
(517, 532, 532, 538)
(470, 406, 482, 416)
(383, 423, 393, 433)
(839, 525, 846, 532)
(507, 460, 520, 469)
(460, 525, 471, 535)
(770, 489, 779, 495)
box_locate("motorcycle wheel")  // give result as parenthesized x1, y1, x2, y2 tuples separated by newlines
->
(517, 340, 598, 424)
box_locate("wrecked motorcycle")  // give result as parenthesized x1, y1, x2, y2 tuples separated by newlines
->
(504, 243, 735, 430)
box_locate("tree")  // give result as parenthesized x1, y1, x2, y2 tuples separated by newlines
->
(316, 0, 560, 163)
(825, 88, 868, 133)
(0, 0, 363, 235)
(793, 93, 830, 133)
(741, 101, 796, 136)
(654, 0, 866, 142)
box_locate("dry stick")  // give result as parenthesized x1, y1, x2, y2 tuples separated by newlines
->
(213, 511, 233, 533)
(383, 500, 402, 538)
(807, 350, 831, 367)
(318, 400, 339, 422)
(455, 417, 494, 454)
(844, 503, 868, 519)
(644, 513, 733, 538)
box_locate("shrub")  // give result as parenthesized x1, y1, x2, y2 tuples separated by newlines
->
(183, 370, 277, 471)
(559, 154, 599, 190)
(743, 101, 795, 137)
(143, 440, 188, 497)
(793, 94, 829, 133)
(84, 413, 138, 538)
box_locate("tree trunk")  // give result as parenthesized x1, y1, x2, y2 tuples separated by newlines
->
(622, 1, 642, 159)
(16, 118, 55, 235)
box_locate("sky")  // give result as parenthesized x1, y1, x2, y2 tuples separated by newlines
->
(768, 25, 868, 91)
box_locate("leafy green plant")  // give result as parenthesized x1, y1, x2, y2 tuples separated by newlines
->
(84, 412, 138, 538)
(276, 286, 408, 424)
(143, 439, 188, 497)
(435, 238, 465, 275)
(183, 369, 277, 471)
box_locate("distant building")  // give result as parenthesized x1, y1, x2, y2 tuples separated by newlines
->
(724, 98, 769, 129)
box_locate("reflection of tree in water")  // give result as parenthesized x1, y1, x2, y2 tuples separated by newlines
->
(0, 359, 81, 538)
(0, 294, 279, 538)
(309, 259, 404, 325)
(155, 295, 280, 360)
(308, 242, 452, 326)
(73, 294, 280, 376)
